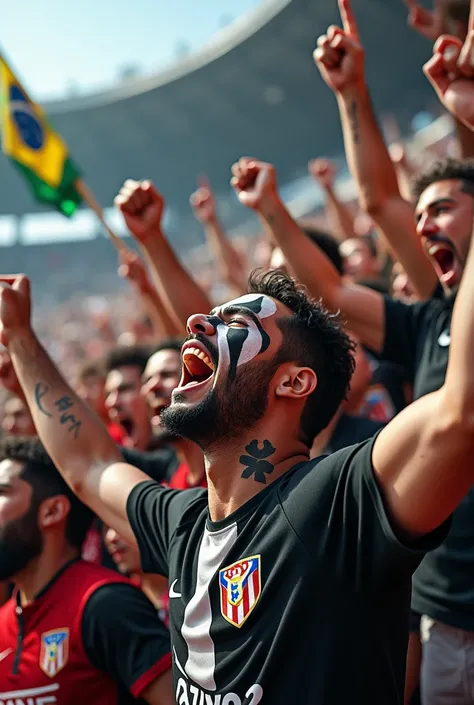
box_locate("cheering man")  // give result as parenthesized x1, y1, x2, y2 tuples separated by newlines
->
(2, 171, 474, 701)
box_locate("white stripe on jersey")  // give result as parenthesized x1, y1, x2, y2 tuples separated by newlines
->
(181, 523, 238, 691)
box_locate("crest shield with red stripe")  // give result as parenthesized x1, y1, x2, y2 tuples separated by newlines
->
(219, 555, 261, 628)
(39, 628, 69, 677)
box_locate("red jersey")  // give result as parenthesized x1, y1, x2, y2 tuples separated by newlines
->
(0, 560, 171, 705)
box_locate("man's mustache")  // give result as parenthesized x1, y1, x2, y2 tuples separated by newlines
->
(424, 233, 455, 251)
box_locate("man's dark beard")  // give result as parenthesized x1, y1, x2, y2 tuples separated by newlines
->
(0, 501, 43, 581)
(151, 422, 183, 445)
(161, 357, 281, 450)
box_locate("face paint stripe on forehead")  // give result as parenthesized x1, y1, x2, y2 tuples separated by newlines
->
(218, 294, 277, 320)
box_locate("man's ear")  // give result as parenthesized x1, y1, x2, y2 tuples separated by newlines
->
(37, 495, 71, 531)
(275, 365, 317, 401)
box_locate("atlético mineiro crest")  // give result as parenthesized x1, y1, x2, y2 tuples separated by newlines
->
(219, 555, 261, 628)
(39, 628, 69, 677)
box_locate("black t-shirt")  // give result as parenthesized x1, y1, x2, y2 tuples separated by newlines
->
(83, 582, 171, 704)
(327, 413, 386, 453)
(127, 438, 445, 705)
(380, 294, 474, 631)
(379, 295, 454, 399)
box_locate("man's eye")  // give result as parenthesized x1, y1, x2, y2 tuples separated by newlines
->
(228, 319, 248, 327)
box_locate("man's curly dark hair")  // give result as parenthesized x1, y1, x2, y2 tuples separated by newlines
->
(412, 157, 474, 202)
(247, 270, 355, 445)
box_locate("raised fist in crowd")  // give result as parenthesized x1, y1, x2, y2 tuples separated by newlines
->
(423, 32, 474, 130)
(230, 158, 278, 211)
(118, 250, 151, 293)
(308, 158, 337, 189)
(404, 0, 444, 42)
(190, 177, 216, 224)
(313, 0, 365, 94)
(114, 180, 165, 242)
(0, 276, 32, 348)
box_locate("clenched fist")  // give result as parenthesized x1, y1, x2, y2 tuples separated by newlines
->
(230, 158, 278, 211)
(118, 250, 150, 293)
(308, 159, 337, 189)
(423, 33, 474, 130)
(0, 276, 32, 348)
(313, 0, 365, 94)
(190, 177, 216, 223)
(114, 180, 165, 243)
(403, 0, 444, 42)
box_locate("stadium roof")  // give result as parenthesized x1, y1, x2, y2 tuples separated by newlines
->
(0, 0, 437, 248)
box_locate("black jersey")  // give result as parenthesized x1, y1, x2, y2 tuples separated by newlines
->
(127, 437, 446, 705)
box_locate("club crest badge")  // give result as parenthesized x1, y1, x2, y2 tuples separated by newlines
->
(40, 628, 69, 677)
(219, 555, 261, 628)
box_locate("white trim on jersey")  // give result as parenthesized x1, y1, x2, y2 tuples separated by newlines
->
(181, 523, 238, 691)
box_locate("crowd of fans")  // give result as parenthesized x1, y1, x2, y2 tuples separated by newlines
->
(3, 0, 474, 702)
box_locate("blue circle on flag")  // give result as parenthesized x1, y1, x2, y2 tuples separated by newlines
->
(9, 84, 44, 151)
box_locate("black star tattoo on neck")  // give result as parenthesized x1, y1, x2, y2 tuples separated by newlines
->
(239, 440, 276, 484)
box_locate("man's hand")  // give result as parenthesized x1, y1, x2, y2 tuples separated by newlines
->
(308, 159, 337, 189)
(424, 34, 474, 129)
(115, 180, 165, 243)
(231, 158, 278, 211)
(190, 177, 216, 223)
(0, 276, 32, 348)
(404, 0, 444, 41)
(118, 251, 150, 293)
(313, 0, 365, 95)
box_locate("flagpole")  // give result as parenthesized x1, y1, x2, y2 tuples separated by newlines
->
(75, 179, 129, 253)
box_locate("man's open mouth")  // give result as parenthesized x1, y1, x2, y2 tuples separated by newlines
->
(177, 341, 215, 392)
(118, 416, 135, 438)
(428, 244, 458, 285)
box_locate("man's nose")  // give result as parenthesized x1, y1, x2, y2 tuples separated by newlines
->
(417, 213, 437, 237)
(106, 391, 118, 409)
(187, 313, 216, 336)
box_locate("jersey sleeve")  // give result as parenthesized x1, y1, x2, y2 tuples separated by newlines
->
(82, 583, 172, 699)
(376, 297, 430, 379)
(127, 480, 207, 577)
(280, 437, 450, 592)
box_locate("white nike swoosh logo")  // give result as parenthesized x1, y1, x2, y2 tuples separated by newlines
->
(169, 579, 182, 598)
(438, 330, 451, 347)
(0, 648, 12, 662)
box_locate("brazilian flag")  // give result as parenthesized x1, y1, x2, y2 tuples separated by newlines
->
(0, 55, 82, 216)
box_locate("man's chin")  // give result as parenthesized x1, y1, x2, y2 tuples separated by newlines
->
(160, 392, 219, 448)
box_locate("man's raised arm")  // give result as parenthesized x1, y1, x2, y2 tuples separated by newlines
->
(115, 180, 212, 329)
(0, 277, 148, 545)
(371, 207, 474, 536)
(313, 0, 438, 298)
(372, 5, 474, 535)
(231, 157, 385, 352)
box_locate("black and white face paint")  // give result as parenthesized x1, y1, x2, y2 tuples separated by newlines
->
(208, 294, 277, 382)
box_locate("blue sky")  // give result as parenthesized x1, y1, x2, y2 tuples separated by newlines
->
(2, 0, 261, 100)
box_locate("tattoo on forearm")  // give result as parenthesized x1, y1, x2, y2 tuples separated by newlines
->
(54, 396, 82, 439)
(33, 384, 82, 439)
(240, 440, 276, 484)
(349, 99, 359, 145)
(35, 383, 52, 417)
